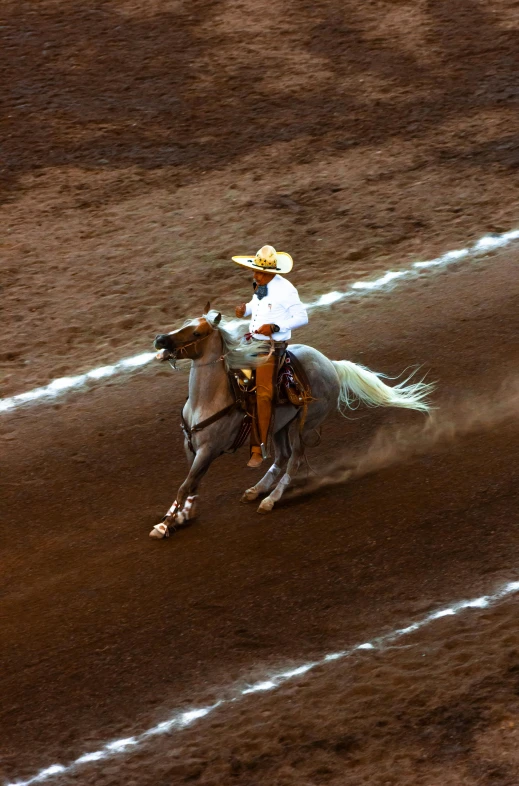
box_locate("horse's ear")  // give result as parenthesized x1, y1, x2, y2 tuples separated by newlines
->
(213, 312, 222, 325)
(203, 301, 211, 315)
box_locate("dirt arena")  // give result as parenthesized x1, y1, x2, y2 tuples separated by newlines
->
(2, 1, 519, 784)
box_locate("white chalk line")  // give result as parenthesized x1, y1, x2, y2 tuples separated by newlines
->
(6, 576, 519, 786)
(2, 228, 518, 416)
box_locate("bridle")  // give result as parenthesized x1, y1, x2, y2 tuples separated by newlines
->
(163, 325, 226, 371)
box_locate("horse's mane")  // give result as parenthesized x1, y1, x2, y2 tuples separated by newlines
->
(205, 311, 268, 370)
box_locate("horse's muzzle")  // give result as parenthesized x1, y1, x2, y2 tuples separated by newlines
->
(154, 334, 171, 350)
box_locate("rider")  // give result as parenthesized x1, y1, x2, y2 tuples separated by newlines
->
(233, 245, 308, 468)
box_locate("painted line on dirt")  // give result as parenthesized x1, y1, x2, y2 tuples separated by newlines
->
(6, 576, 519, 786)
(1, 228, 518, 416)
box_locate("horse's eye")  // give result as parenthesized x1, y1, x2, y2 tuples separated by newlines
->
(193, 331, 201, 338)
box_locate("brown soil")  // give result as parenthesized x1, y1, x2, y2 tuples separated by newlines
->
(2, 1, 519, 785)
(2, 0, 519, 396)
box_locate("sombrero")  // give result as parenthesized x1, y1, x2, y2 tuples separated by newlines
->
(232, 245, 293, 275)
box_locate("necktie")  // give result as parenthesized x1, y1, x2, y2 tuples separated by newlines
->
(255, 284, 268, 300)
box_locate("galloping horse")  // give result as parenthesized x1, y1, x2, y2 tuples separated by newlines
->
(150, 305, 434, 538)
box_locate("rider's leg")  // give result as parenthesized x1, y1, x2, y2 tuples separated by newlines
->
(254, 354, 277, 457)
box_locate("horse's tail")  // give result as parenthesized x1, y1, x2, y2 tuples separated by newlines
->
(331, 360, 434, 414)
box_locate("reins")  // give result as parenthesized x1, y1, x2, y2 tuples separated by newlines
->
(166, 331, 275, 372)
(168, 354, 226, 372)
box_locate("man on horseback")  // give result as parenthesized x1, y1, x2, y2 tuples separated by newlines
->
(233, 245, 308, 468)
(151, 256, 433, 535)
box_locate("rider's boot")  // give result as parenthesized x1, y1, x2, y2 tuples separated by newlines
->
(247, 448, 264, 469)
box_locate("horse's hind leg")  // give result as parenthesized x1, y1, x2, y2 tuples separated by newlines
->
(241, 428, 289, 503)
(257, 419, 303, 514)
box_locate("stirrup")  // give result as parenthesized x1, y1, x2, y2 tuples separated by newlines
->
(260, 443, 269, 460)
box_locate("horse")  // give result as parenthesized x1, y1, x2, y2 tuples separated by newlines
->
(150, 304, 434, 538)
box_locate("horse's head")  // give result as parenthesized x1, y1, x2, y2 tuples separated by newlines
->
(154, 302, 222, 361)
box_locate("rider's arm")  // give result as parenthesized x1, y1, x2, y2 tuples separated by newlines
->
(277, 291, 308, 332)
(244, 299, 253, 317)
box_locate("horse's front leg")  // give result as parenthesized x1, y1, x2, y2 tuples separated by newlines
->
(163, 491, 199, 526)
(149, 446, 213, 538)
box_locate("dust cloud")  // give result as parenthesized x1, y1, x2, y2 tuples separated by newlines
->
(290, 377, 519, 498)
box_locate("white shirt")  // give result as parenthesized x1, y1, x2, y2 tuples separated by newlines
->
(244, 274, 308, 341)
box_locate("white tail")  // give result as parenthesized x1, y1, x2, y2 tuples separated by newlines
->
(332, 360, 434, 414)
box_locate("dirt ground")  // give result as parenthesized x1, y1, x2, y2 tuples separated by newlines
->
(2, 0, 519, 784)
(3, 0, 519, 397)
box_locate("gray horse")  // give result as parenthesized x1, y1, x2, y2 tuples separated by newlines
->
(150, 306, 434, 538)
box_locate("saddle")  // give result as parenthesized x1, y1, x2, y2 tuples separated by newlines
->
(229, 350, 313, 427)
(276, 351, 313, 410)
(181, 350, 313, 457)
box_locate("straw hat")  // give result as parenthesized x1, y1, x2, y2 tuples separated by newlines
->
(232, 245, 293, 275)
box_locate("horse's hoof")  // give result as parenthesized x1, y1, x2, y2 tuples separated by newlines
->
(149, 522, 170, 539)
(257, 497, 274, 514)
(174, 511, 186, 525)
(241, 488, 259, 503)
